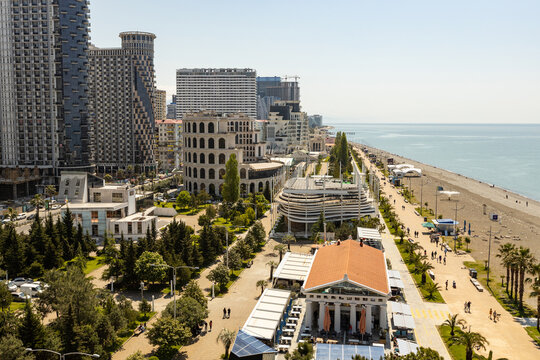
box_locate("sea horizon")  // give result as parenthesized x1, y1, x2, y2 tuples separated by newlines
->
(325, 123, 540, 202)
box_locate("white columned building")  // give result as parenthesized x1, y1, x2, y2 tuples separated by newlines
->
(301, 240, 391, 340)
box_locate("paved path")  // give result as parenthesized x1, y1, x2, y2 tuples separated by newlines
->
(359, 149, 540, 359)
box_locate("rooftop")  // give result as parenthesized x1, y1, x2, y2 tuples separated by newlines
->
(284, 177, 357, 192)
(303, 240, 390, 295)
(242, 288, 291, 340)
(273, 252, 314, 282)
(248, 162, 283, 171)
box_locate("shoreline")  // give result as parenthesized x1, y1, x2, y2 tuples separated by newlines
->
(352, 142, 540, 309)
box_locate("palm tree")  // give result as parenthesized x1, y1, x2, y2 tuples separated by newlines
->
(528, 263, 540, 331)
(283, 234, 296, 251)
(424, 282, 442, 301)
(216, 328, 236, 359)
(497, 243, 516, 294)
(274, 244, 287, 262)
(256, 279, 267, 296)
(450, 329, 488, 360)
(515, 246, 536, 310)
(266, 260, 278, 280)
(30, 193, 44, 219)
(443, 314, 467, 336)
(405, 241, 423, 256)
(416, 260, 434, 284)
(7, 207, 17, 222)
(44, 184, 57, 208)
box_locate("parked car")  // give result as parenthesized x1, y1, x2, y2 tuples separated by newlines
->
(20, 283, 43, 297)
(11, 292, 29, 302)
(11, 277, 32, 287)
(27, 213, 36, 220)
(16, 213, 27, 220)
(51, 204, 61, 210)
(1, 218, 10, 224)
(6, 281, 17, 292)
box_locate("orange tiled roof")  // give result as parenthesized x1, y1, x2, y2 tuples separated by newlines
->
(303, 240, 389, 295)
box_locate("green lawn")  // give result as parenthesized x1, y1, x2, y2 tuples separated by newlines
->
(84, 255, 106, 274)
(524, 326, 540, 347)
(394, 239, 445, 303)
(9, 302, 25, 311)
(463, 260, 536, 318)
(154, 202, 206, 215)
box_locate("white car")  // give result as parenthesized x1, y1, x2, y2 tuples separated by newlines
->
(16, 213, 27, 220)
(6, 281, 17, 292)
(11, 277, 32, 287)
(51, 204, 61, 210)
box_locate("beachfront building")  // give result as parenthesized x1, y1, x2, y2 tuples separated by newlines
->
(181, 111, 286, 196)
(302, 240, 391, 335)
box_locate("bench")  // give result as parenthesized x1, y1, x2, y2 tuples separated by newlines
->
(470, 278, 484, 292)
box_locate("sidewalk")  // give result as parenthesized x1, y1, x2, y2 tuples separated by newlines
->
(359, 149, 540, 359)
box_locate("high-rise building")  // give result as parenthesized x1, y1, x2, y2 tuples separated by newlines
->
(89, 32, 157, 174)
(176, 68, 257, 119)
(264, 101, 309, 154)
(154, 89, 167, 121)
(256, 76, 300, 119)
(182, 111, 285, 196)
(166, 94, 177, 119)
(155, 119, 182, 172)
(308, 114, 323, 128)
(0, 0, 91, 199)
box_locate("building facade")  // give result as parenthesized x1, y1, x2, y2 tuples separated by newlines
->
(88, 32, 157, 174)
(155, 119, 182, 172)
(264, 101, 309, 154)
(154, 89, 167, 122)
(182, 111, 285, 196)
(308, 114, 323, 128)
(176, 68, 257, 119)
(256, 76, 300, 120)
(0, 0, 92, 198)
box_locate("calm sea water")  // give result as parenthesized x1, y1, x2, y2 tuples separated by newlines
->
(327, 123, 540, 201)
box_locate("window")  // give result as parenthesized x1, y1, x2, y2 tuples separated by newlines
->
(112, 192, 123, 203)
(91, 211, 98, 223)
(199, 122, 204, 133)
(200, 153, 205, 164)
(114, 224, 119, 234)
(137, 222, 142, 234)
(208, 122, 214, 133)
(209, 169, 215, 179)
(219, 154, 226, 164)
(127, 222, 132, 234)
(193, 138, 197, 148)
(199, 138, 205, 148)
(208, 138, 214, 148)
(209, 154, 215, 164)
(200, 168, 205, 179)
(219, 138, 225, 149)
(93, 192, 101, 202)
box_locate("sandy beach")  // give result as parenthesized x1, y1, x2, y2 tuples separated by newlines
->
(356, 144, 540, 309)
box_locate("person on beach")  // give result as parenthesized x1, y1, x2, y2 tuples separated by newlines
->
(493, 310, 497, 322)
(446, 280, 448, 290)
(209, 320, 213, 331)
(223, 308, 227, 319)
(228, 308, 231, 318)
(444, 257, 447, 265)
(489, 308, 492, 319)
(468, 302, 471, 313)
(439, 255, 442, 263)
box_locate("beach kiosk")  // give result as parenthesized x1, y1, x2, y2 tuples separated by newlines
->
(432, 219, 459, 236)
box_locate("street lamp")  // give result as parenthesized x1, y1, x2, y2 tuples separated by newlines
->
(150, 264, 199, 320)
(25, 348, 100, 360)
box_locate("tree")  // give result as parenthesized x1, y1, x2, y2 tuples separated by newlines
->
(176, 190, 191, 209)
(138, 298, 151, 316)
(134, 251, 167, 284)
(515, 246, 535, 310)
(274, 244, 287, 262)
(126, 351, 145, 360)
(450, 329, 488, 360)
(416, 260, 434, 284)
(464, 237, 471, 251)
(205, 205, 217, 220)
(196, 190, 210, 205)
(497, 243, 516, 294)
(163, 296, 208, 334)
(104, 174, 113, 183)
(263, 183, 271, 202)
(183, 280, 207, 309)
(19, 300, 45, 349)
(0, 282, 11, 311)
(266, 260, 278, 281)
(222, 154, 240, 203)
(528, 263, 540, 331)
(384, 347, 444, 360)
(207, 264, 230, 290)
(423, 282, 441, 301)
(283, 234, 296, 251)
(30, 194, 44, 219)
(216, 328, 236, 359)
(285, 342, 314, 360)
(256, 280, 267, 296)
(147, 317, 191, 350)
(0, 334, 34, 360)
(443, 314, 467, 336)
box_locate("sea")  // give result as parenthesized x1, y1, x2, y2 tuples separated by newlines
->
(326, 123, 540, 202)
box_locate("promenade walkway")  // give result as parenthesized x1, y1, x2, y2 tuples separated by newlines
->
(358, 148, 540, 359)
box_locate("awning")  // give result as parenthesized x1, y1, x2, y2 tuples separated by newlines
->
(389, 301, 411, 316)
(392, 313, 415, 329)
(422, 222, 435, 228)
(231, 330, 277, 358)
(388, 271, 404, 289)
(396, 339, 419, 356)
(315, 344, 385, 360)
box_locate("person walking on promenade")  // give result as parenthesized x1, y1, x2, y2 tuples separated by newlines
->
(446, 280, 448, 290)
(223, 308, 227, 319)
(444, 257, 447, 265)
(489, 308, 492, 319)
(228, 308, 231, 318)
(439, 255, 442, 263)
(209, 320, 213, 331)
(468, 301, 471, 313)
(493, 310, 497, 322)
(464, 302, 467, 312)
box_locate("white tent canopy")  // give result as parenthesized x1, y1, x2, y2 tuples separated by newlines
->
(242, 288, 291, 340)
(389, 301, 411, 316)
(273, 252, 314, 282)
(396, 339, 419, 356)
(387, 271, 404, 289)
(392, 313, 415, 329)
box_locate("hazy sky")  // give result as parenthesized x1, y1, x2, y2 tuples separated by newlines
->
(89, 0, 540, 124)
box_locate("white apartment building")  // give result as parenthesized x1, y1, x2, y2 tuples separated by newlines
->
(155, 119, 182, 172)
(154, 89, 167, 122)
(176, 68, 257, 119)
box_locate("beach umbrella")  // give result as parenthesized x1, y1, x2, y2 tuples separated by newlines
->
(323, 305, 331, 332)
(359, 307, 367, 335)
(422, 222, 435, 229)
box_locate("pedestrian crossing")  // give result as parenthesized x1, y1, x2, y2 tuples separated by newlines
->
(410, 307, 450, 321)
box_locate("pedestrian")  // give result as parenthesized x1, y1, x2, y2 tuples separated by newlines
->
(468, 301, 471, 313)
(489, 308, 492, 319)
(209, 320, 213, 331)
(223, 307, 227, 319)
(439, 255, 442, 263)
(435, 251, 437, 258)
(407, 227, 410, 234)
(445, 280, 448, 290)
(228, 308, 231, 318)
(424, 250, 427, 256)
(204, 321, 207, 332)
(464, 302, 467, 312)
(493, 310, 497, 322)
(444, 257, 446, 265)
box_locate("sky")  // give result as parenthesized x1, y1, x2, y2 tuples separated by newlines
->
(89, 0, 540, 124)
